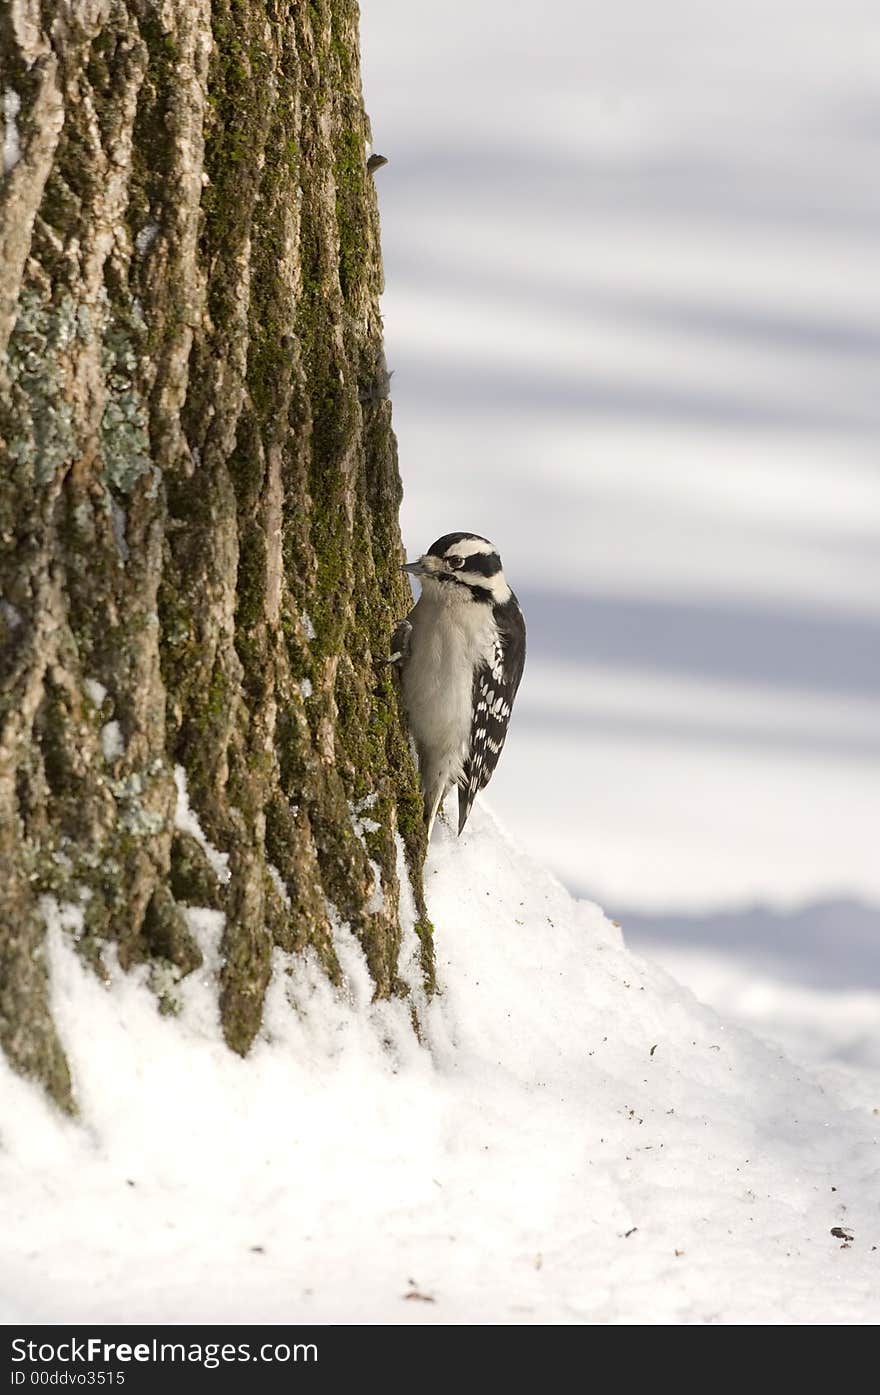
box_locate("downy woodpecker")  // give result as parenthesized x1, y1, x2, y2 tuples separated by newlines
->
(390, 532, 526, 839)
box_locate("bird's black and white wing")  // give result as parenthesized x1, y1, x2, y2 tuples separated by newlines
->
(457, 594, 526, 834)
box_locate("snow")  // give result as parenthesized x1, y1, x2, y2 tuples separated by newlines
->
(267, 862, 291, 907)
(84, 678, 108, 709)
(360, 1, 880, 1092)
(1, 809, 877, 1325)
(350, 798, 386, 914)
(628, 943, 880, 1116)
(172, 764, 231, 885)
(100, 720, 125, 761)
(3, 88, 21, 174)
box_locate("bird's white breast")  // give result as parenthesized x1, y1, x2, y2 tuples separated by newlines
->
(401, 589, 498, 791)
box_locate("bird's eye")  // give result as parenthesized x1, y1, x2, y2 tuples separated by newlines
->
(447, 555, 465, 570)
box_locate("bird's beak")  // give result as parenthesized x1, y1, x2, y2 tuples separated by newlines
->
(403, 554, 443, 578)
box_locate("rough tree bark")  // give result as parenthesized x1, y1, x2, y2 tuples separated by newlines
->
(0, 0, 431, 1111)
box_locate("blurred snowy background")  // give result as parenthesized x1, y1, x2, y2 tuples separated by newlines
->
(361, 1, 880, 1090)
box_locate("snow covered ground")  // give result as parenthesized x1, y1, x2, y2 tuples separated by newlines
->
(2, 810, 878, 1325)
(361, 1, 880, 1085)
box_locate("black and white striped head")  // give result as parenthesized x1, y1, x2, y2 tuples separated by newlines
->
(402, 532, 511, 605)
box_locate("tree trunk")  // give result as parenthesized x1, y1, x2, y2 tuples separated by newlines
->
(0, 0, 431, 1112)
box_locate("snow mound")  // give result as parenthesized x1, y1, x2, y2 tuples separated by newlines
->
(0, 807, 877, 1324)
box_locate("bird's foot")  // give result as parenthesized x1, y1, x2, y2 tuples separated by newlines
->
(380, 617, 412, 668)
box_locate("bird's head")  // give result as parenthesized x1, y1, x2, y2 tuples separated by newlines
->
(402, 532, 511, 605)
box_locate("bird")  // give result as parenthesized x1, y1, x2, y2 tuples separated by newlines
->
(389, 532, 526, 840)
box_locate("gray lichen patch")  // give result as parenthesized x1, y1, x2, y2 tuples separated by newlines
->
(107, 770, 166, 838)
(100, 298, 154, 497)
(5, 286, 80, 485)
